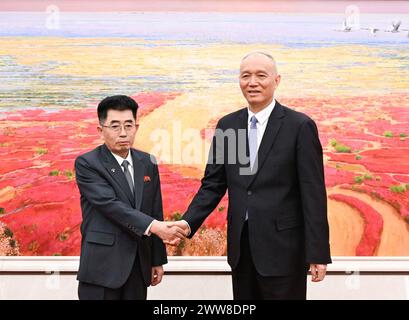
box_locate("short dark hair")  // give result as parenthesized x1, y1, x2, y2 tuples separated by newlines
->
(97, 95, 138, 124)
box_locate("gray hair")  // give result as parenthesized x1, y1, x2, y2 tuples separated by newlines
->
(241, 51, 278, 72)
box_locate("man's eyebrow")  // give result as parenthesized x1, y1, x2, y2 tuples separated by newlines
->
(240, 70, 269, 74)
(108, 119, 134, 124)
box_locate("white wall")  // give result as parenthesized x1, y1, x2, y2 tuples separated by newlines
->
(1, 257, 408, 300)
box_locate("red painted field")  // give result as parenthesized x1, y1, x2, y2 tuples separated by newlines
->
(0, 92, 408, 256)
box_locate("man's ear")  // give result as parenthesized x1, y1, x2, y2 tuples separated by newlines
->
(275, 74, 281, 87)
(97, 125, 103, 140)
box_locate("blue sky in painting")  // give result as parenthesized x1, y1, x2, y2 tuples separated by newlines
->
(0, 12, 408, 46)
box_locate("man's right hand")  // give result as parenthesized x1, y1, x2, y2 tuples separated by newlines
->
(165, 221, 191, 246)
(150, 220, 188, 246)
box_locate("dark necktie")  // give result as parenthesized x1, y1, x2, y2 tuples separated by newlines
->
(121, 160, 134, 195)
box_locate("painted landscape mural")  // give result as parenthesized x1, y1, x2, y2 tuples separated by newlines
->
(0, 1, 408, 256)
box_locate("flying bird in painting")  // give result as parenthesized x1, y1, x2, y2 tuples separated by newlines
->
(385, 20, 401, 32)
(361, 27, 380, 36)
(334, 19, 352, 32)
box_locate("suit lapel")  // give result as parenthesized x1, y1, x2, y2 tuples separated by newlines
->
(131, 149, 145, 210)
(101, 144, 135, 205)
(237, 108, 249, 135)
(247, 102, 285, 187)
(237, 108, 251, 185)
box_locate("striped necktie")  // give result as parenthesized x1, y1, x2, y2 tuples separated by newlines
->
(121, 160, 134, 195)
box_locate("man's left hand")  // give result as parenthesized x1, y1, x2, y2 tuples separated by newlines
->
(151, 266, 164, 286)
(310, 264, 327, 282)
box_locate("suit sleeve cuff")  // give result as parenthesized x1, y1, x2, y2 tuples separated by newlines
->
(145, 220, 156, 236)
(181, 220, 191, 236)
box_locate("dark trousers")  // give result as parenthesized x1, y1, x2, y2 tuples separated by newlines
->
(78, 254, 147, 300)
(232, 222, 307, 300)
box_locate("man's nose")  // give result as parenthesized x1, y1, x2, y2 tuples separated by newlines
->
(119, 126, 127, 136)
(249, 75, 258, 86)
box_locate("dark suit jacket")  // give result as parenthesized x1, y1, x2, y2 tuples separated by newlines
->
(75, 144, 167, 289)
(183, 101, 331, 276)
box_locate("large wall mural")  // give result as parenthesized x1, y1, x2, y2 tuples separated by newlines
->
(0, 1, 408, 256)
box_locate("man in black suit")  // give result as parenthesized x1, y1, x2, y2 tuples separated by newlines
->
(75, 95, 186, 300)
(177, 52, 331, 299)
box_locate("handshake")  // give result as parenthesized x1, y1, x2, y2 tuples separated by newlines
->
(150, 220, 190, 246)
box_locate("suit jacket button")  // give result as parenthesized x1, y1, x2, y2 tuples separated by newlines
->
(247, 190, 252, 196)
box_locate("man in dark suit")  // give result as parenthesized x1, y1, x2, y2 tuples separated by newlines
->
(75, 95, 186, 300)
(177, 52, 331, 299)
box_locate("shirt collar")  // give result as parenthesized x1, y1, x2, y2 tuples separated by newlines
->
(247, 99, 276, 126)
(111, 150, 133, 168)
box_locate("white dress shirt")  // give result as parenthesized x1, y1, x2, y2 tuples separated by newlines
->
(247, 99, 276, 151)
(111, 151, 134, 183)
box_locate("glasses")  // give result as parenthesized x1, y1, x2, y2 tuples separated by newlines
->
(100, 123, 138, 133)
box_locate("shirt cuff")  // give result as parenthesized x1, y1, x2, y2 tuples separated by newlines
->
(181, 220, 191, 236)
(144, 220, 156, 236)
